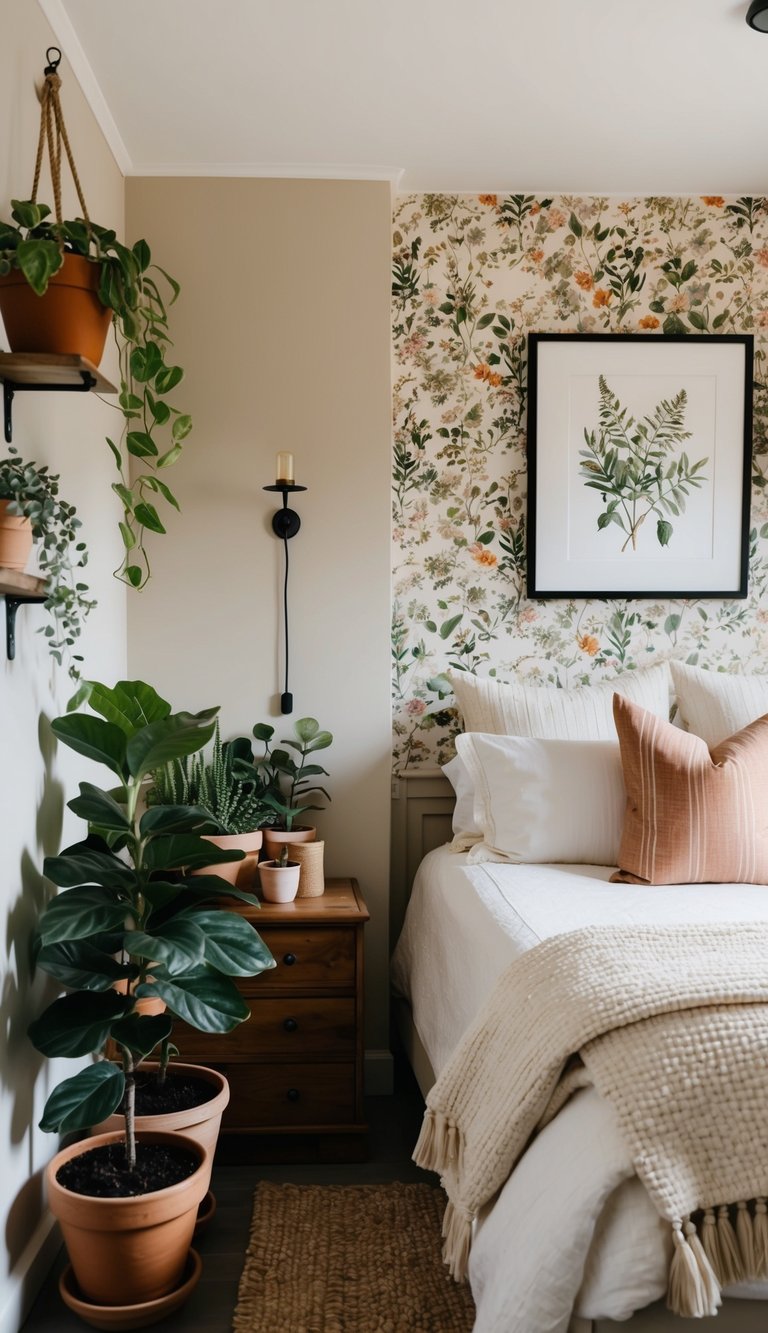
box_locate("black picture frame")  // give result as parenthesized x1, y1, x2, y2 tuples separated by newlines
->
(526, 332, 753, 600)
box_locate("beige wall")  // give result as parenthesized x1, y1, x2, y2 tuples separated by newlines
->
(125, 178, 393, 1068)
(0, 6, 126, 1330)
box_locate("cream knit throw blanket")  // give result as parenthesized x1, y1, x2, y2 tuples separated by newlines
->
(413, 923, 768, 1318)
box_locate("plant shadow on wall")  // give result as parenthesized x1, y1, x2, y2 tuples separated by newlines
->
(390, 192, 768, 771)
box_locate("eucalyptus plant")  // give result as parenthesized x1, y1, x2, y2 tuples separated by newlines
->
(0, 446, 94, 678)
(27, 679, 274, 1169)
(0, 200, 191, 588)
(252, 717, 333, 831)
(149, 721, 276, 835)
(579, 375, 708, 553)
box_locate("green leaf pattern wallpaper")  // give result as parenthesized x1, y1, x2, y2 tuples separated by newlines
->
(391, 194, 768, 772)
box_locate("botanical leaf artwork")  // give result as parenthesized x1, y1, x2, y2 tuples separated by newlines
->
(579, 376, 708, 553)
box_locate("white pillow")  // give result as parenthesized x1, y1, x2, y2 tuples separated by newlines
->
(671, 660, 768, 748)
(442, 754, 481, 846)
(449, 662, 670, 741)
(456, 731, 624, 866)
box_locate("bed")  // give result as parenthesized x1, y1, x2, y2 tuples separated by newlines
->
(389, 661, 768, 1332)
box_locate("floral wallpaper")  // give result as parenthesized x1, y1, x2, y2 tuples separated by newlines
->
(391, 194, 768, 772)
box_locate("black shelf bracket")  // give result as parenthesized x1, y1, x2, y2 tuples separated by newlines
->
(5, 593, 47, 661)
(3, 370, 98, 443)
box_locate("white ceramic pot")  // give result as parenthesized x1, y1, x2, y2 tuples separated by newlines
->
(258, 860, 301, 903)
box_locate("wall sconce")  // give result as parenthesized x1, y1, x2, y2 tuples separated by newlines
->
(747, 1, 768, 30)
(264, 452, 307, 714)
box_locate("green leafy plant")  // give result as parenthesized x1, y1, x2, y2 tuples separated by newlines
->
(0, 200, 192, 588)
(27, 679, 275, 1169)
(579, 375, 708, 553)
(0, 446, 94, 677)
(252, 717, 333, 832)
(148, 721, 276, 835)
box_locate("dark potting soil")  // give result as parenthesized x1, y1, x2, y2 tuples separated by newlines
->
(56, 1141, 199, 1197)
(125, 1072, 218, 1117)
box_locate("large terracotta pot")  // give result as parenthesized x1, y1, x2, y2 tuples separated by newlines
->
(92, 1063, 229, 1162)
(0, 501, 33, 571)
(194, 830, 263, 889)
(0, 253, 112, 365)
(46, 1129, 210, 1307)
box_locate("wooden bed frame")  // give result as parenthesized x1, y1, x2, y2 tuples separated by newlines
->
(390, 768, 768, 1333)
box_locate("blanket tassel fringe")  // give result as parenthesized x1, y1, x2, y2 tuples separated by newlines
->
(413, 1109, 464, 1178)
(668, 1202, 768, 1318)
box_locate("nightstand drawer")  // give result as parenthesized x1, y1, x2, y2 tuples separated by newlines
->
(246, 926, 355, 994)
(172, 997, 355, 1061)
(218, 1061, 356, 1127)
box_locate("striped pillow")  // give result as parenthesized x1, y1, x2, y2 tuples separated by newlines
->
(611, 693, 768, 886)
(671, 660, 768, 747)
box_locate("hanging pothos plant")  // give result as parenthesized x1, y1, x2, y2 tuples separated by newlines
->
(0, 56, 191, 590)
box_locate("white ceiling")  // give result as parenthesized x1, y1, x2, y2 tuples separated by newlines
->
(41, 0, 768, 194)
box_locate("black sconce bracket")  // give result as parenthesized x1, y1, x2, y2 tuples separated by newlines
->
(263, 483, 307, 540)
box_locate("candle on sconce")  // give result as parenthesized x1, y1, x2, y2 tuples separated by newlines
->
(276, 451, 295, 485)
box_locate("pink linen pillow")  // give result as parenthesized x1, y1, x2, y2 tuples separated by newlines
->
(611, 693, 768, 886)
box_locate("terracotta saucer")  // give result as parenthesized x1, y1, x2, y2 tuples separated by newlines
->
(58, 1247, 202, 1330)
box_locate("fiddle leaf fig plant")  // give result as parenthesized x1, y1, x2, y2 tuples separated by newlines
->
(0, 200, 192, 589)
(0, 446, 94, 678)
(27, 679, 275, 1168)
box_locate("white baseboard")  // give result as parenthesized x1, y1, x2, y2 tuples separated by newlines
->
(0, 1210, 60, 1333)
(364, 1048, 394, 1095)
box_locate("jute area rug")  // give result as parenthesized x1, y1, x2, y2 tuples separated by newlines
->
(233, 1181, 476, 1332)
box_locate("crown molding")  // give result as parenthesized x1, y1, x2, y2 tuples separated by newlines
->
(128, 162, 404, 186)
(37, 0, 132, 175)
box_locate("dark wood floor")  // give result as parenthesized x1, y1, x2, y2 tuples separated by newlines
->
(21, 1061, 430, 1332)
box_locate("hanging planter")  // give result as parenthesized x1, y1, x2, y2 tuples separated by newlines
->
(0, 50, 192, 590)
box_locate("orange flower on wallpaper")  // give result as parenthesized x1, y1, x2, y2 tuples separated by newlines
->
(468, 543, 498, 568)
(574, 271, 594, 291)
(592, 288, 612, 308)
(755, 247, 768, 269)
(639, 315, 660, 329)
(578, 634, 600, 657)
(701, 196, 725, 207)
(529, 248, 544, 264)
(474, 363, 503, 386)
(478, 194, 498, 207)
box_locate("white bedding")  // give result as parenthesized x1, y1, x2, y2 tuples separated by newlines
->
(391, 845, 768, 1329)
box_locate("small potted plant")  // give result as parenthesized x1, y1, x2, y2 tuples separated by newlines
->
(0, 200, 191, 589)
(0, 446, 94, 678)
(27, 678, 275, 1318)
(147, 721, 277, 888)
(252, 716, 333, 860)
(258, 843, 301, 903)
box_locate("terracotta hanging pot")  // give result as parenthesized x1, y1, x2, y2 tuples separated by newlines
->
(0, 253, 112, 365)
(92, 1063, 230, 1162)
(46, 1128, 210, 1308)
(0, 501, 33, 571)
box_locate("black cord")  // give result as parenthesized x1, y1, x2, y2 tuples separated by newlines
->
(283, 532, 290, 698)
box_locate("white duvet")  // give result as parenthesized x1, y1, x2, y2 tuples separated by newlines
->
(390, 846, 768, 1330)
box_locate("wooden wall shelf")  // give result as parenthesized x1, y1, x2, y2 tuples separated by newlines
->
(0, 567, 47, 662)
(0, 352, 117, 443)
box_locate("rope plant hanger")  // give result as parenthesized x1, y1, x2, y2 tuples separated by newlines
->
(0, 48, 192, 589)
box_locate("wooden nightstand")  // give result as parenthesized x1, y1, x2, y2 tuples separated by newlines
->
(174, 877, 370, 1161)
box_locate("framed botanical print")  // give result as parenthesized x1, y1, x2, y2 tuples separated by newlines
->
(526, 333, 753, 599)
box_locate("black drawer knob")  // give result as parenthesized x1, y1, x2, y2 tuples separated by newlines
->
(283, 952, 297, 966)
(283, 1017, 298, 1033)
(286, 1087, 300, 1102)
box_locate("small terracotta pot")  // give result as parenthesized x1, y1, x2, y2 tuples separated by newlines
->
(0, 501, 33, 572)
(92, 1063, 229, 1168)
(46, 1129, 210, 1308)
(194, 830, 263, 889)
(258, 860, 300, 903)
(262, 825, 316, 862)
(0, 253, 112, 365)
